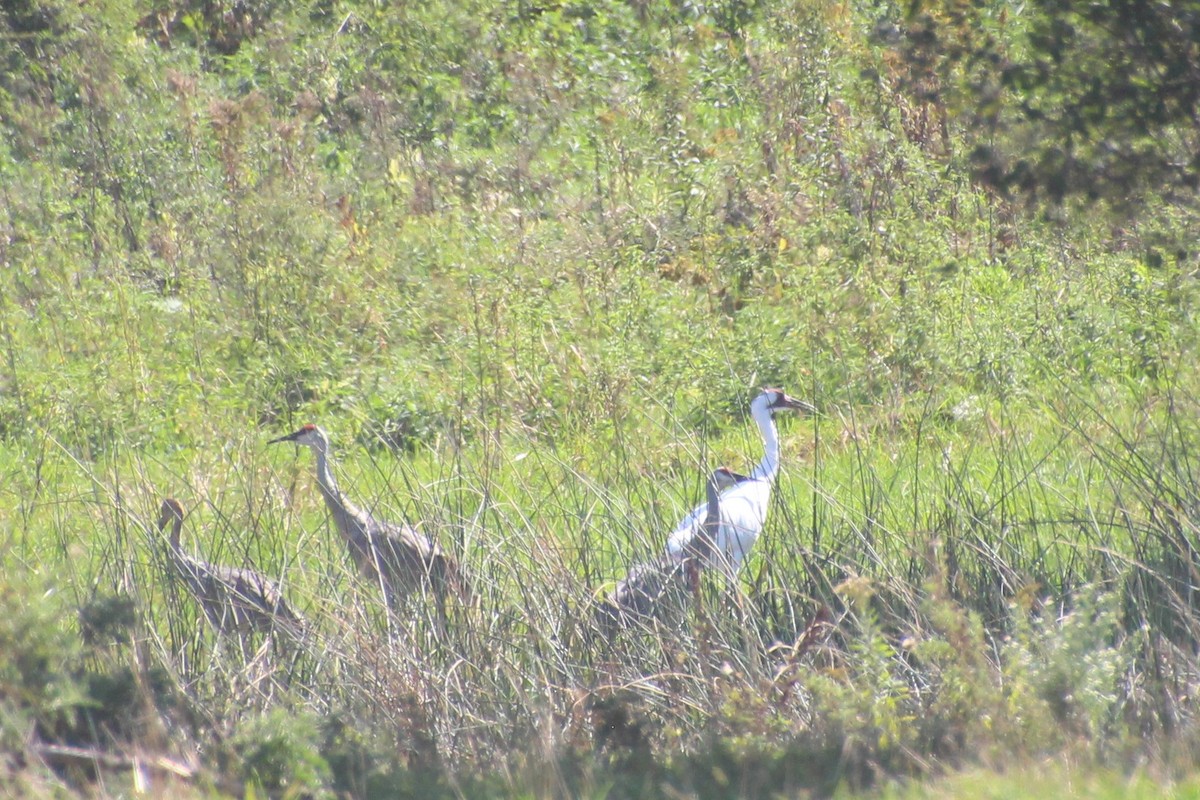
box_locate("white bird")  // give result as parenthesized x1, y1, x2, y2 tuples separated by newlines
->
(665, 388, 814, 577)
(269, 424, 462, 614)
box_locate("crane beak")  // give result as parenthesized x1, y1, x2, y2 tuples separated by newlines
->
(773, 393, 816, 414)
(268, 429, 303, 445)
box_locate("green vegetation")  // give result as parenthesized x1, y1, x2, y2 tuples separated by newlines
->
(897, 0, 1200, 207)
(2, 0, 1199, 796)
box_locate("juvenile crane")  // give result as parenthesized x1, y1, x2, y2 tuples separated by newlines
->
(666, 388, 814, 577)
(269, 424, 461, 612)
(682, 466, 749, 597)
(595, 558, 684, 633)
(597, 467, 745, 631)
(157, 498, 303, 637)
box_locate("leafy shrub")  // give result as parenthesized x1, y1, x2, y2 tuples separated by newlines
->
(0, 580, 86, 754)
(228, 708, 333, 799)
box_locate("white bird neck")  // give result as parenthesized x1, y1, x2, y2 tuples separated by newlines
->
(749, 402, 781, 481)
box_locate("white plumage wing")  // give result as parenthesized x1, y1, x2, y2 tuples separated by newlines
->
(665, 478, 773, 574)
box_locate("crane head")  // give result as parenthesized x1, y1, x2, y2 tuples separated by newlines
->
(754, 387, 816, 416)
(157, 498, 185, 549)
(710, 466, 749, 490)
(157, 498, 185, 531)
(268, 424, 329, 451)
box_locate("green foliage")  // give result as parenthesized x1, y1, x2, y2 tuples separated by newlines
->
(0, 583, 184, 796)
(229, 709, 333, 799)
(2, 0, 1200, 796)
(893, 0, 1200, 211)
(1009, 592, 1128, 744)
(0, 581, 86, 752)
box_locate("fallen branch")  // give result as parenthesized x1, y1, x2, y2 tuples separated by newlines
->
(33, 742, 195, 779)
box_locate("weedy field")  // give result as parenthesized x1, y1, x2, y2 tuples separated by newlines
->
(2, 0, 1200, 797)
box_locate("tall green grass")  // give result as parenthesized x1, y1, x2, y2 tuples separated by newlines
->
(2, 0, 1200, 796)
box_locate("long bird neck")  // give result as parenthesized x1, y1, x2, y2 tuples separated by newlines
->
(312, 446, 343, 508)
(312, 446, 367, 544)
(749, 404, 781, 481)
(169, 517, 183, 551)
(163, 515, 199, 574)
(703, 478, 722, 536)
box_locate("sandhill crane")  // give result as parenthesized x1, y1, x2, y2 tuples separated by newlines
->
(594, 557, 686, 633)
(682, 466, 749, 596)
(157, 498, 304, 637)
(269, 424, 461, 613)
(597, 467, 746, 632)
(666, 388, 814, 578)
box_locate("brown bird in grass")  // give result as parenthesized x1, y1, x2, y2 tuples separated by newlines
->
(269, 424, 462, 614)
(594, 557, 688, 634)
(596, 466, 746, 632)
(157, 497, 304, 637)
(682, 465, 749, 597)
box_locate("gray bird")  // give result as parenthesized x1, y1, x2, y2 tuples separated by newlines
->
(269, 424, 462, 612)
(682, 466, 749, 596)
(596, 466, 746, 632)
(157, 497, 304, 637)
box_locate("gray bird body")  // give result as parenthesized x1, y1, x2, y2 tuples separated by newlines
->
(683, 466, 747, 594)
(597, 467, 745, 632)
(271, 424, 459, 609)
(599, 557, 689, 629)
(158, 498, 303, 636)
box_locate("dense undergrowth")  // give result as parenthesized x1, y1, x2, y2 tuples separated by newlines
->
(3, 0, 1200, 797)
